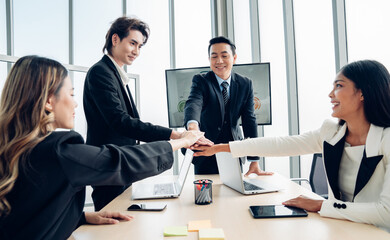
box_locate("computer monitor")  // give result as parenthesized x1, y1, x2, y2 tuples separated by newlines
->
(165, 63, 271, 128)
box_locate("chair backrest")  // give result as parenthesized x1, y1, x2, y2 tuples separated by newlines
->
(309, 153, 328, 196)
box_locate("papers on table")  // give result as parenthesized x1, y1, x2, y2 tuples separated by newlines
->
(188, 219, 212, 232)
(163, 226, 188, 236)
(164, 220, 225, 239)
(199, 228, 225, 240)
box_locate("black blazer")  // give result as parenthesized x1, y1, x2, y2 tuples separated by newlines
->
(83, 55, 172, 147)
(184, 71, 258, 174)
(83, 55, 173, 210)
(0, 131, 173, 240)
(185, 71, 258, 142)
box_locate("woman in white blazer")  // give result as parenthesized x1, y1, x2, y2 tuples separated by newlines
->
(192, 60, 390, 232)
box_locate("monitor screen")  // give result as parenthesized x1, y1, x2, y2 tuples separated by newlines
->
(165, 63, 271, 128)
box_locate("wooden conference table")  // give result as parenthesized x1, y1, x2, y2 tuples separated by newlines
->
(70, 173, 390, 240)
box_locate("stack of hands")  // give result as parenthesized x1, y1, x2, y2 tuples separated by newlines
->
(171, 129, 273, 177)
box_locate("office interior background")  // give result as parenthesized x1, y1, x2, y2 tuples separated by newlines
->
(1, 0, 390, 181)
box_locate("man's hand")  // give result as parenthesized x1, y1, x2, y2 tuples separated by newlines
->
(180, 131, 204, 148)
(195, 136, 214, 146)
(171, 122, 213, 147)
(283, 195, 324, 212)
(187, 122, 199, 131)
(85, 211, 133, 225)
(244, 162, 274, 177)
(183, 122, 214, 146)
(169, 130, 204, 151)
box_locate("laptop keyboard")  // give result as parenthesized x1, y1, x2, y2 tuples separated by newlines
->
(154, 183, 175, 195)
(243, 181, 264, 191)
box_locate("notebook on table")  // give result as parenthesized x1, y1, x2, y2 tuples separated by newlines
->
(131, 149, 193, 200)
(216, 152, 281, 195)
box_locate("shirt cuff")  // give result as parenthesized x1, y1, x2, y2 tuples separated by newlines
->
(186, 120, 199, 129)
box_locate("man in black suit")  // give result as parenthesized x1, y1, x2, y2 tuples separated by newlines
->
(184, 36, 273, 176)
(83, 17, 206, 211)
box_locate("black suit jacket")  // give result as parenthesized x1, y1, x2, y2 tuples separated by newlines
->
(184, 71, 259, 173)
(83, 55, 172, 147)
(0, 131, 173, 240)
(83, 55, 172, 210)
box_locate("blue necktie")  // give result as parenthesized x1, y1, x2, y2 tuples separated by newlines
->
(221, 81, 229, 105)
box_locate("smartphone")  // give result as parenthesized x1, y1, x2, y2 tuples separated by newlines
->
(127, 202, 167, 211)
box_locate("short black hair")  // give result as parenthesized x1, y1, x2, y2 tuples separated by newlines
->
(208, 36, 236, 56)
(103, 17, 150, 55)
(339, 60, 390, 127)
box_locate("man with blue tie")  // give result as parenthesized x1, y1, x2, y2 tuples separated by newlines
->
(184, 36, 272, 176)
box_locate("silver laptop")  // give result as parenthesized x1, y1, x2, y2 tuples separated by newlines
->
(216, 152, 281, 195)
(131, 149, 193, 200)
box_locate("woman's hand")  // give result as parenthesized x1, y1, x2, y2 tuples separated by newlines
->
(192, 144, 230, 157)
(282, 195, 324, 212)
(85, 211, 133, 225)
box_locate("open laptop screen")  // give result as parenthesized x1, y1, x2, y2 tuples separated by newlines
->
(177, 149, 194, 187)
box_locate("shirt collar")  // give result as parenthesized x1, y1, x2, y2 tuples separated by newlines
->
(107, 54, 130, 85)
(214, 73, 231, 86)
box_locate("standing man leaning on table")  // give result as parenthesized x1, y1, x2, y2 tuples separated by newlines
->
(184, 36, 272, 176)
(83, 17, 211, 211)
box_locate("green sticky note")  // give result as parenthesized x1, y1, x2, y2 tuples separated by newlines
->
(163, 226, 188, 237)
(198, 228, 225, 240)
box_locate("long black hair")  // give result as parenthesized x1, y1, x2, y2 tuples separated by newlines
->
(339, 60, 390, 127)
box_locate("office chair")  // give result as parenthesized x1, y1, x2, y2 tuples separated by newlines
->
(291, 153, 328, 199)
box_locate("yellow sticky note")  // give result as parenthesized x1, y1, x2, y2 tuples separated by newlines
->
(188, 220, 212, 232)
(163, 226, 188, 237)
(199, 228, 225, 240)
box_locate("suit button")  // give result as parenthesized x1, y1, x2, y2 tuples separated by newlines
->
(341, 204, 346, 209)
(217, 127, 221, 131)
(333, 203, 337, 208)
(224, 121, 227, 124)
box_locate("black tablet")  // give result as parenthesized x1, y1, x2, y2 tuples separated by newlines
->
(249, 205, 308, 218)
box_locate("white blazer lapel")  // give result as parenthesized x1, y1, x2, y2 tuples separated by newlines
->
(365, 124, 384, 157)
(326, 123, 347, 146)
(353, 124, 384, 199)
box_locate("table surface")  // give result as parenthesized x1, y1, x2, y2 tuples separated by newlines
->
(70, 173, 390, 240)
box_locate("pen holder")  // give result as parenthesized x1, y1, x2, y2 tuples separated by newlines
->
(194, 179, 213, 205)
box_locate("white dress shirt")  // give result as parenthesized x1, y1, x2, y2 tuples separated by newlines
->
(338, 143, 364, 201)
(107, 54, 131, 100)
